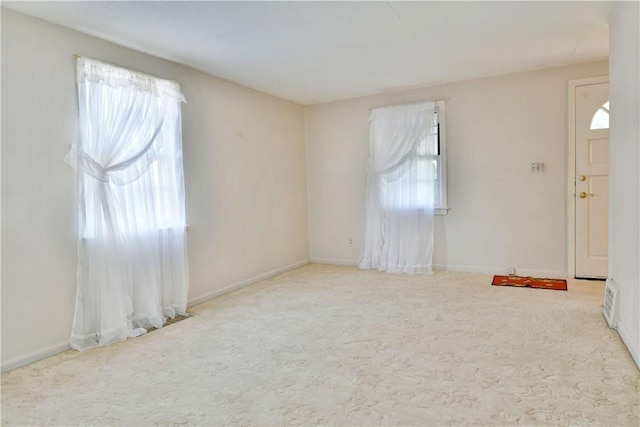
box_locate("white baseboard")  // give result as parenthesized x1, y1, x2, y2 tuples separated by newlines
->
(187, 259, 310, 307)
(433, 264, 567, 278)
(310, 258, 358, 266)
(2, 341, 70, 373)
(308, 260, 565, 278)
(616, 320, 640, 369)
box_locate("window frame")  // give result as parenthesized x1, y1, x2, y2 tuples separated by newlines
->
(434, 100, 449, 214)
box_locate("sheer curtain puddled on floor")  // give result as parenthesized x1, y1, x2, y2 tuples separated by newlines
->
(66, 57, 189, 350)
(358, 101, 437, 274)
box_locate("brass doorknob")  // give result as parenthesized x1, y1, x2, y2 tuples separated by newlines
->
(579, 175, 587, 181)
(579, 192, 593, 198)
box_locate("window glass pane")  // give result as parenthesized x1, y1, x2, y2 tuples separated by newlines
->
(590, 101, 609, 130)
(433, 160, 439, 204)
(385, 157, 440, 209)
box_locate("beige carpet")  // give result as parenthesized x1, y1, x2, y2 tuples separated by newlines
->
(2, 264, 639, 426)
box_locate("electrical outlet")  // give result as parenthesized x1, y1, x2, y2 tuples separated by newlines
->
(508, 267, 516, 276)
(348, 238, 353, 247)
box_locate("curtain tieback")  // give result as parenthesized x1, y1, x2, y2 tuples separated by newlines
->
(67, 120, 164, 183)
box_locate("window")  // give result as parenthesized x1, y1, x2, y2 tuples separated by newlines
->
(385, 100, 448, 213)
(360, 100, 440, 273)
(68, 57, 189, 351)
(590, 101, 610, 130)
(81, 109, 186, 238)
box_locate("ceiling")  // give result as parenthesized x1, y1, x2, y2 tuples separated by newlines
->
(3, 1, 617, 105)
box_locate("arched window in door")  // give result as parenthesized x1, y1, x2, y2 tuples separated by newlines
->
(590, 101, 610, 129)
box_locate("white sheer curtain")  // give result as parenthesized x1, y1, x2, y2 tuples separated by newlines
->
(66, 57, 189, 350)
(358, 101, 437, 274)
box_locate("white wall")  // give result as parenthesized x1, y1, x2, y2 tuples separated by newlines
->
(1, 9, 309, 370)
(306, 61, 609, 276)
(609, 1, 640, 368)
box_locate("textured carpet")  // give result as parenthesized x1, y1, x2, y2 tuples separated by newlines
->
(2, 264, 639, 426)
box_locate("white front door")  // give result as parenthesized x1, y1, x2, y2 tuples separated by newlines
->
(575, 82, 609, 279)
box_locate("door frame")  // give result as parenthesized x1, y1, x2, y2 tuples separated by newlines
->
(567, 76, 609, 278)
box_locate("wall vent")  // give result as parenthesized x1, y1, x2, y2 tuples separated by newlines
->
(603, 278, 619, 328)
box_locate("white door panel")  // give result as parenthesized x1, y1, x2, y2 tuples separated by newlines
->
(575, 82, 609, 278)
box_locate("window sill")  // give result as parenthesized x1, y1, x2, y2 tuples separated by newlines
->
(80, 225, 188, 241)
(383, 207, 450, 215)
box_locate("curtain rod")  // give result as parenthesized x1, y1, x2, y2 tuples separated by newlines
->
(370, 98, 448, 112)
